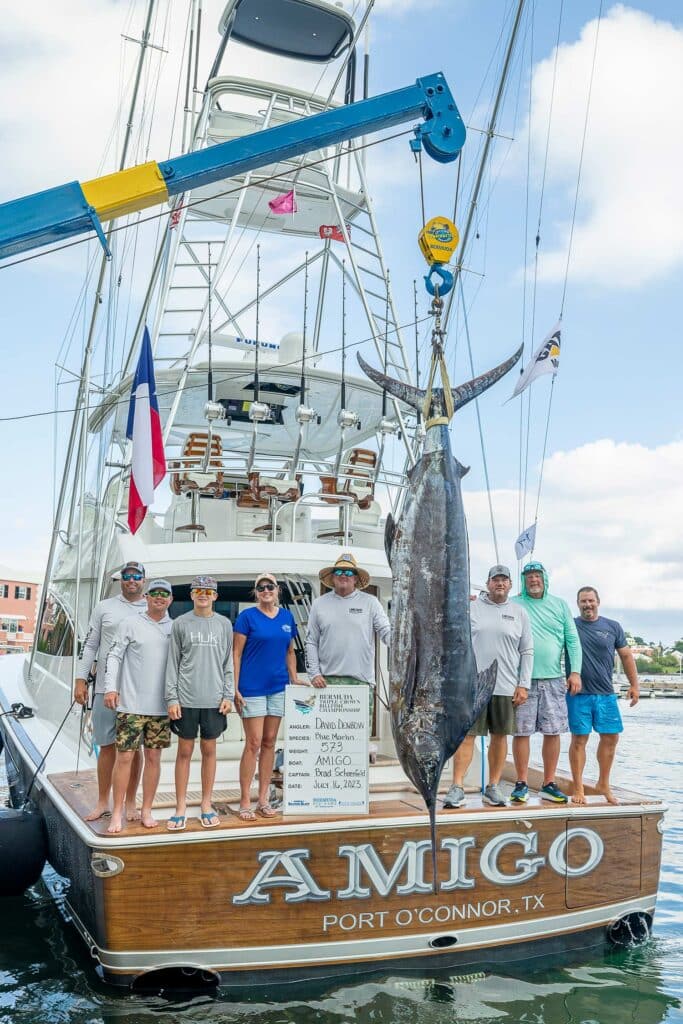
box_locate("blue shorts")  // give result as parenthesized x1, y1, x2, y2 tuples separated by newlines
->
(567, 693, 623, 735)
(240, 691, 285, 719)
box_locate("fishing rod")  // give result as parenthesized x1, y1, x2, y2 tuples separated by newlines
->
(333, 262, 360, 479)
(291, 253, 318, 474)
(247, 244, 269, 474)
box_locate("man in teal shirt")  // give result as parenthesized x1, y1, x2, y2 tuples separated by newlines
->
(511, 562, 582, 804)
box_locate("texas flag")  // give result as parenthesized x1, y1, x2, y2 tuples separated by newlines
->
(126, 327, 166, 534)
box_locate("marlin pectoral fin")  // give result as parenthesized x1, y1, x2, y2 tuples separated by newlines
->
(472, 659, 498, 723)
(357, 353, 426, 411)
(453, 458, 470, 479)
(384, 513, 396, 564)
(451, 345, 523, 413)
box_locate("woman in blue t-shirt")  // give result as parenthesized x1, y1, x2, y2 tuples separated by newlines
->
(233, 572, 300, 820)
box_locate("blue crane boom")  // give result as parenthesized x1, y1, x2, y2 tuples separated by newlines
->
(0, 73, 464, 262)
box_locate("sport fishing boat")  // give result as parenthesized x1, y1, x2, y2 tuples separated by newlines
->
(0, 0, 663, 992)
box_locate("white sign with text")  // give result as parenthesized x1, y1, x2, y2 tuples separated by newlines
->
(284, 684, 369, 815)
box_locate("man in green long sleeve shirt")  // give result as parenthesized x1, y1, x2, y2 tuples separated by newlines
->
(510, 562, 582, 804)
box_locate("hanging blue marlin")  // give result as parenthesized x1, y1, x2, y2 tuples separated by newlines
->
(357, 344, 522, 888)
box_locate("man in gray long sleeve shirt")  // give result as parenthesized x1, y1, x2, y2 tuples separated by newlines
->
(445, 565, 534, 809)
(165, 575, 233, 831)
(74, 560, 147, 821)
(103, 579, 174, 833)
(306, 553, 390, 721)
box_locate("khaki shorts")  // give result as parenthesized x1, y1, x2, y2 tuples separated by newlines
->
(116, 712, 171, 752)
(468, 695, 516, 737)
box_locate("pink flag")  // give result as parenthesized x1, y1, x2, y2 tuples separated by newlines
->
(268, 189, 297, 215)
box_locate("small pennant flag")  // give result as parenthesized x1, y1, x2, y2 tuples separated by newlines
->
(515, 522, 537, 560)
(268, 189, 297, 215)
(511, 323, 561, 399)
(318, 224, 348, 242)
(126, 328, 166, 534)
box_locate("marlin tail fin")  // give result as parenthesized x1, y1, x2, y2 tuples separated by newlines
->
(357, 345, 523, 417)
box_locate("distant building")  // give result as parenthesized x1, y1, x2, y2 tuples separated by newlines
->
(0, 565, 42, 656)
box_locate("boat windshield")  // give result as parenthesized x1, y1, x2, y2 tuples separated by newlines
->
(219, 0, 354, 62)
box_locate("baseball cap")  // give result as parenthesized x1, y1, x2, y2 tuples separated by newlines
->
(522, 561, 545, 574)
(255, 572, 278, 587)
(487, 564, 511, 580)
(114, 561, 145, 579)
(191, 575, 217, 592)
(145, 578, 173, 595)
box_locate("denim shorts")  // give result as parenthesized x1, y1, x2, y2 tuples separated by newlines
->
(241, 691, 286, 719)
(514, 678, 569, 736)
(567, 692, 623, 735)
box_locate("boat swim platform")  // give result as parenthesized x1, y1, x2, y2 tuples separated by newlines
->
(48, 768, 661, 842)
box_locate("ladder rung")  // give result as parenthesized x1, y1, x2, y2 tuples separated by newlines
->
(364, 287, 387, 301)
(162, 307, 205, 314)
(358, 264, 385, 281)
(351, 242, 381, 260)
(169, 285, 207, 290)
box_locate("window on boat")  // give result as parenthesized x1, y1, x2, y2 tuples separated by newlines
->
(36, 593, 74, 657)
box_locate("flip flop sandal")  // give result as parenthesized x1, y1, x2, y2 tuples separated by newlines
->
(238, 807, 257, 821)
(166, 815, 186, 831)
(200, 811, 221, 829)
(255, 803, 279, 818)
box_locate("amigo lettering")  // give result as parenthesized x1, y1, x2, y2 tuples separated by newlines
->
(232, 827, 604, 906)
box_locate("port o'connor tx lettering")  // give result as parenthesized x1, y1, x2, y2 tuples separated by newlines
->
(233, 827, 604, 905)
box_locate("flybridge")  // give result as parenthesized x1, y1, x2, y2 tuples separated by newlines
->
(0, 73, 465, 261)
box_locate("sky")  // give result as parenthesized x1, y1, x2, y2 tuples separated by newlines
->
(0, 0, 681, 643)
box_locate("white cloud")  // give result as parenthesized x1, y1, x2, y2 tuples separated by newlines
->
(526, 5, 683, 288)
(464, 438, 683, 622)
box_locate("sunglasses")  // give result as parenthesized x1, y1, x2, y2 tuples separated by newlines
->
(192, 588, 216, 597)
(523, 564, 544, 574)
(147, 589, 170, 598)
(256, 583, 276, 592)
(333, 568, 356, 577)
(122, 573, 143, 581)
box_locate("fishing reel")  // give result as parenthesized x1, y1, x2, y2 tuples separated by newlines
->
(379, 417, 401, 441)
(204, 400, 229, 425)
(295, 404, 321, 426)
(338, 408, 361, 430)
(248, 400, 271, 423)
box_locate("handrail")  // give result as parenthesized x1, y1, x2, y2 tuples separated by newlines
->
(273, 492, 355, 544)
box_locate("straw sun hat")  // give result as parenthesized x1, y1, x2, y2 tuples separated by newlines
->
(319, 552, 370, 591)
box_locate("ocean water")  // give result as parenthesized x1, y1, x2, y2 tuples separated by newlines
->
(1, 699, 681, 1024)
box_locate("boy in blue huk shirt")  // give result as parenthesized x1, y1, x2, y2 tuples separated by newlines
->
(566, 586, 640, 805)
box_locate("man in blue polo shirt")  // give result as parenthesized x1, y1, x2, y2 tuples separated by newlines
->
(566, 586, 639, 805)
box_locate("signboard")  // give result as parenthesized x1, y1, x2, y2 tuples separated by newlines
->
(284, 684, 369, 815)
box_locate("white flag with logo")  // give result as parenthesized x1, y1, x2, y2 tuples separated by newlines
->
(515, 523, 537, 560)
(510, 323, 561, 399)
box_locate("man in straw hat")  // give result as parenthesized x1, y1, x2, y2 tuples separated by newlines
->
(305, 553, 390, 718)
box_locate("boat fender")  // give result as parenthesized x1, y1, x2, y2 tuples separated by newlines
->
(0, 805, 47, 898)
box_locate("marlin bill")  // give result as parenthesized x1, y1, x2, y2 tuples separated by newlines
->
(358, 345, 522, 882)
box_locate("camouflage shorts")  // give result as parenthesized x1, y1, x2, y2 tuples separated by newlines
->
(115, 712, 171, 751)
